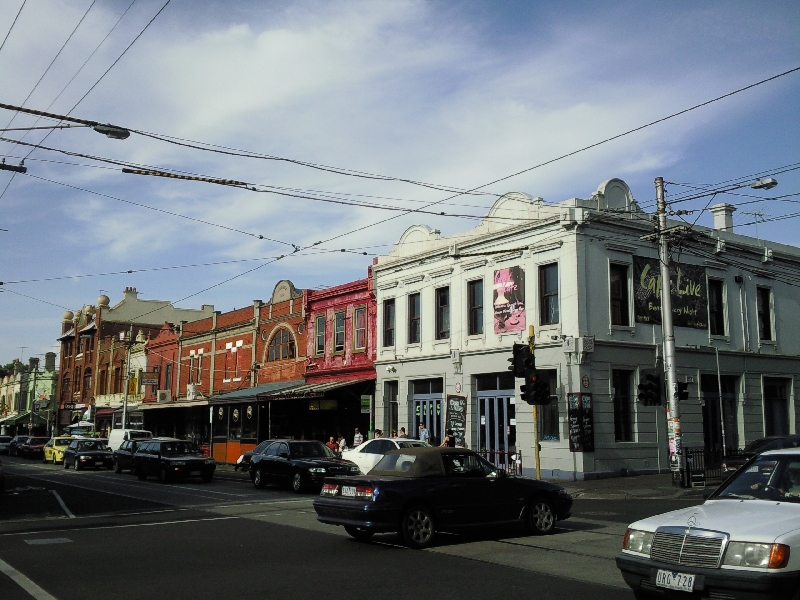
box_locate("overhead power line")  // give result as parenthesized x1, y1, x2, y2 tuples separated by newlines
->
(0, 0, 26, 56)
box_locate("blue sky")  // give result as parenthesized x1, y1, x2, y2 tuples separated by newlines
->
(1, 0, 799, 363)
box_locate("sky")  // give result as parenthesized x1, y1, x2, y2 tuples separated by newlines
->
(0, 0, 799, 364)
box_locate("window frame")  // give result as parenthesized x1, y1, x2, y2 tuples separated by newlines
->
(408, 293, 421, 345)
(708, 278, 726, 337)
(756, 286, 774, 342)
(609, 263, 630, 327)
(268, 329, 296, 362)
(539, 263, 560, 326)
(353, 305, 367, 352)
(333, 310, 346, 354)
(612, 369, 635, 442)
(383, 299, 395, 348)
(314, 314, 326, 356)
(435, 286, 450, 340)
(467, 279, 484, 336)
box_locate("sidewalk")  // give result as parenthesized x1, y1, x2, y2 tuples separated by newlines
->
(554, 473, 704, 500)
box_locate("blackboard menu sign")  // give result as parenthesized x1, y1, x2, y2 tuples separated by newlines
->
(445, 394, 467, 447)
(567, 393, 594, 452)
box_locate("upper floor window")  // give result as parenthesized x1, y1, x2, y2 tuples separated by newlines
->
(189, 355, 196, 384)
(383, 299, 395, 347)
(539, 263, 559, 325)
(61, 376, 71, 402)
(435, 286, 450, 340)
(708, 279, 726, 336)
(757, 287, 773, 341)
(315, 315, 326, 356)
(408, 293, 421, 344)
(467, 280, 484, 336)
(609, 264, 629, 326)
(354, 306, 367, 350)
(164, 363, 172, 391)
(82, 368, 92, 395)
(196, 353, 203, 384)
(269, 329, 296, 361)
(99, 369, 107, 395)
(113, 367, 122, 394)
(334, 311, 346, 353)
(63, 340, 73, 357)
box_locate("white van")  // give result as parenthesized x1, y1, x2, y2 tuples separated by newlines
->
(107, 428, 152, 451)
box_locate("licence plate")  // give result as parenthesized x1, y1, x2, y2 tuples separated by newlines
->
(656, 570, 695, 592)
(190, 470, 201, 476)
(94, 461, 103, 465)
(341, 486, 356, 497)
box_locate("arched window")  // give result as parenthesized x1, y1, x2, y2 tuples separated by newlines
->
(268, 329, 295, 362)
(61, 376, 71, 402)
(83, 369, 92, 396)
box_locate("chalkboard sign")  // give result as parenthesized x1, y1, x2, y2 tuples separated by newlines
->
(445, 394, 467, 447)
(567, 393, 594, 453)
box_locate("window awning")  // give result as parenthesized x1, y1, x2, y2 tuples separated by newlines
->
(1, 412, 48, 424)
(57, 328, 75, 341)
(209, 380, 304, 405)
(260, 378, 371, 400)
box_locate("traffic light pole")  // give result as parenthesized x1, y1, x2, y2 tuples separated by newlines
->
(655, 177, 685, 485)
(529, 325, 541, 480)
(121, 325, 133, 430)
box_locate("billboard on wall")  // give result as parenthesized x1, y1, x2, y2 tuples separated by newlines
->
(633, 256, 708, 329)
(493, 266, 525, 334)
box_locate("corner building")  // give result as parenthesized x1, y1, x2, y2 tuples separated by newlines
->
(373, 178, 800, 480)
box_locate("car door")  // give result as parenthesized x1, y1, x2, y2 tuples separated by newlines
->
(273, 442, 292, 482)
(259, 442, 281, 480)
(366, 440, 395, 473)
(119, 441, 131, 469)
(354, 440, 380, 473)
(440, 452, 495, 524)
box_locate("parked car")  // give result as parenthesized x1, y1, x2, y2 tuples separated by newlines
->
(113, 439, 147, 473)
(342, 438, 429, 474)
(19, 437, 50, 459)
(722, 434, 800, 476)
(0, 456, 4, 492)
(8, 435, 30, 456)
(250, 440, 360, 493)
(235, 439, 273, 472)
(133, 438, 216, 483)
(107, 428, 152, 451)
(617, 449, 800, 600)
(313, 447, 573, 548)
(43, 436, 73, 464)
(0, 435, 12, 454)
(63, 438, 114, 470)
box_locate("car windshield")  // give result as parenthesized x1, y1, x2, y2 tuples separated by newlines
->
(715, 454, 800, 503)
(397, 441, 428, 449)
(128, 431, 151, 440)
(160, 442, 198, 455)
(742, 437, 782, 453)
(31, 438, 49, 444)
(373, 453, 417, 473)
(76, 440, 108, 451)
(289, 442, 335, 459)
(54, 439, 71, 447)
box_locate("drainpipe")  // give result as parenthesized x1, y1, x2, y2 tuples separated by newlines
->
(736, 275, 750, 352)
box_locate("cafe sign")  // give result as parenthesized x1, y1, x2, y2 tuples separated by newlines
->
(633, 256, 708, 329)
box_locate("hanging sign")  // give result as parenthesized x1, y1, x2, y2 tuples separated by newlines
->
(633, 257, 708, 329)
(493, 266, 526, 334)
(445, 395, 467, 447)
(127, 378, 138, 395)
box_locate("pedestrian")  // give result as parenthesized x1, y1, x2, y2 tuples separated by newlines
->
(399, 427, 406, 438)
(338, 435, 347, 452)
(439, 429, 456, 448)
(326, 436, 339, 452)
(391, 430, 398, 438)
(353, 427, 364, 446)
(374, 429, 383, 438)
(418, 422, 429, 444)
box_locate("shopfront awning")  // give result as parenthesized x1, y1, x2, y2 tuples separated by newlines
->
(261, 378, 371, 400)
(139, 400, 209, 410)
(94, 407, 117, 419)
(210, 380, 304, 405)
(0, 413, 19, 424)
(2, 411, 48, 424)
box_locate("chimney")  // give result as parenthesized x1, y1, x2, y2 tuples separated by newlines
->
(44, 352, 56, 372)
(123, 286, 139, 301)
(28, 357, 39, 372)
(710, 203, 736, 232)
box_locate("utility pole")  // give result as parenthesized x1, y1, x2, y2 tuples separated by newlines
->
(529, 325, 541, 480)
(655, 177, 684, 486)
(121, 325, 133, 429)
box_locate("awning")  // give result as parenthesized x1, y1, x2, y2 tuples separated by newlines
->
(78, 320, 96, 335)
(261, 379, 370, 400)
(57, 328, 75, 341)
(94, 407, 117, 419)
(139, 400, 209, 410)
(210, 380, 304, 404)
(0, 413, 19, 424)
(2, 412, 48, 425)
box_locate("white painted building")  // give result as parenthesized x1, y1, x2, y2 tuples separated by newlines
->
(373, 178, 800, 479)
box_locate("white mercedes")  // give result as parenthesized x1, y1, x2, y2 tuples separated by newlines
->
(617, 448, 800, 600)
(341, 438, 428, 475)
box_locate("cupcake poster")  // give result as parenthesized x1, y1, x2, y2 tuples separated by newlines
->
(493, 266, 525, 333)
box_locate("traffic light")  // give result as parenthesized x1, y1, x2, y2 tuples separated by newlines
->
(677, 381, 689, 401)
(531, 377, 552, 405)
(518, 348, 551, 406)
(507, 343, 528, 377)
(637, 369, 662, 406)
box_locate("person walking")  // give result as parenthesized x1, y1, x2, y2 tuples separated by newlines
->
(374, 429, 383, 438)
(353, 427, 364, 447)
(338, 435, 347, 452)
(399, 427, 406, 438)
(326, 436, 339, 452)
(439, 429, 456, 448)
(418, 422, 429, 444)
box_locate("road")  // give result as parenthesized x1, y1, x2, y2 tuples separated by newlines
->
(0, 456, 703, 600)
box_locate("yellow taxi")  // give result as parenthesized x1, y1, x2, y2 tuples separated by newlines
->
(43, 437, 73, 464)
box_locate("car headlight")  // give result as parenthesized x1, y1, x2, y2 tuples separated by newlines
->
(172, 461, 186, 466)
(79, 455, 90, 460)
(205, 459, 215, 465)
(308, 468, 327, 473)
(723, 542, 791, 569)
(623, 528, 654, 556)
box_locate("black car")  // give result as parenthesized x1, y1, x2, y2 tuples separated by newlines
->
(63, 438, 114, 470)
(249, 440, 360, 493)
(113, 439, 146, 473)
(313, 447, 573, 549)
(235, 439, 273, 472)
(8, 435, 30, 456)
(133, 438, 216, 483)
(722, 434, 800, 476)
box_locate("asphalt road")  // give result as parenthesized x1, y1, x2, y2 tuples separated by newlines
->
(0, 455, 704, 600)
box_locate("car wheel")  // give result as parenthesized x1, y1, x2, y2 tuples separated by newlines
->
(136, 467, 147, 481)
(344, 526, 375, 541)
(63, 458, 69, 469)
(74, 458, 82, 471)
(158, 467, 170, 484)
(291, 471, 305, 493)
(400, 505, 436, 549)
(53, 455, 58, 465)
(253, 469, 265, 489)
(526, 498, 556, 535)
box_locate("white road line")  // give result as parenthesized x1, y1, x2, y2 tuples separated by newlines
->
(49, 491, 75, 519)
(27, 476, 236, 504)
(0, 516, 240, 537)
(0, 557, 58, 600)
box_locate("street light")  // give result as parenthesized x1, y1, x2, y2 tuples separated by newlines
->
(0, 102, 130, 140)
(751, 177, 778, 190)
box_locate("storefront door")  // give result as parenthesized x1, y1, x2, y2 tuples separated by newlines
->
(412, 378, 444, 444)
(475, 374, 516, 464)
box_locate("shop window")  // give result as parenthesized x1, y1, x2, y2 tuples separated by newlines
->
(613, 369, 634, 442)
(609, 264, 629, 326)
(354, 306, 367, 350)
(315, 315, 325, 356)
(764, 378, 790, 436)
(383, 299, 395, 347)
(757, 287, 773, 341)
(435, 286, 450, 340)
(61, 376, 71, 402)
(241, 404, 257, 440)
(412, 378, 443, 395)
(539, 263, 559, 325)
(467, 280, 483, 335)
(408, 293, 421, 344)
(268, 329, 296, 361)
(334, 311, 345, 353)
(708, 279, 726, 336)
(152, 365, 159, 395)
(384, 381, 399, 434)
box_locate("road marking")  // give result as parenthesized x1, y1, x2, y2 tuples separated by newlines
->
(49, 491, 75, 519)
(0, 557, 58, 600)
(24, 538, 72, 545)
(0, 516, 240, 537)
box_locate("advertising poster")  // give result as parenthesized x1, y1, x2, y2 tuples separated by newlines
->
(493, 266, 525, 334)
(633, 257, 708, 329)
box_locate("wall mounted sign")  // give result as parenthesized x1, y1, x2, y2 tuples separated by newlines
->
(633, 257, 708, 329)
(493, 266, 526, 334)
(567, 393, 594, 453)
(445, 394, 467, 447)
(454, 382, 462, 394)
(581, 375, 590, 389)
